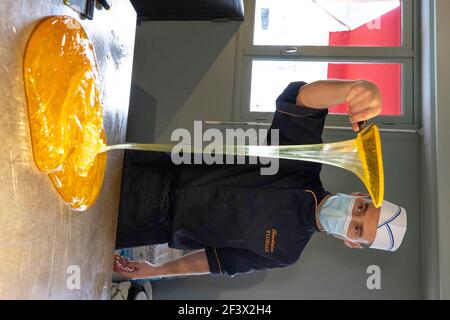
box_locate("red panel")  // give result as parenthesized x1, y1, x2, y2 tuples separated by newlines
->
(329, 5, 401, 47)
(327, 64, 401, 115)
(327, 6, 402, 116)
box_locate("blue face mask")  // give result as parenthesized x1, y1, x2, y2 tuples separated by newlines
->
(318, 194, 356, 239)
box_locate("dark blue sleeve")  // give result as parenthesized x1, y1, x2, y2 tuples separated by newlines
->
(268, 82, 329, 146)
(204, 247, 286, 277)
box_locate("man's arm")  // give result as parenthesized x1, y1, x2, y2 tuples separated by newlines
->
(297, 80, 382, 131)
(113, 250, 210, 280)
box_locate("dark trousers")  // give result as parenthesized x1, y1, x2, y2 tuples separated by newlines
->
(115, 151, 174, 249)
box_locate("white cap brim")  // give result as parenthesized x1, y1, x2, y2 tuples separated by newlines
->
(370, 200, 407, 251)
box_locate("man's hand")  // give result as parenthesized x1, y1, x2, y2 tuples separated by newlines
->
(113, 250, 211, 280)
(296, 80, 382, 131)
(113, 255, 159, 280)
(345, 80, 382, 131)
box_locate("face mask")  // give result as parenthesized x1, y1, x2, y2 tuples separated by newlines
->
(318, 194, 356, 239)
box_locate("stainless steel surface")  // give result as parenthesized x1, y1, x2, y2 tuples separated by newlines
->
(205, 121, 421, 134)
(0, 0, 136, 299)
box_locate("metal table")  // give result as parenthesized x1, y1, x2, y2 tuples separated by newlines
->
(0, 0, 136, 299)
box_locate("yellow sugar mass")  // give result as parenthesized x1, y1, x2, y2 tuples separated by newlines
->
(49, 130, 107, 211)
(71, 122, 106, 177)
(24, 16, 107, 211)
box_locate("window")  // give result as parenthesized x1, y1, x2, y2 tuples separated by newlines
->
(234, 0, 417, 128)
(253, 0, 402, 47)
(250, 61, 402, 115)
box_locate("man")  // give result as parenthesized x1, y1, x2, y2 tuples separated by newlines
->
(113, 79, 407, 279)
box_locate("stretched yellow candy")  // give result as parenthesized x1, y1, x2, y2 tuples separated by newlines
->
(105, 124, 385, 207)
(24, 16, 107, 211)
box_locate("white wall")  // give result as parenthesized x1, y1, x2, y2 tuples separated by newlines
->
(420, 0, 450, 300)
(434, 0, 450, 300)
(419, 0, 450, 300)
(420, 0, 439, 300)
(127, 20, 423, 299)
(129, 21, 240, 144)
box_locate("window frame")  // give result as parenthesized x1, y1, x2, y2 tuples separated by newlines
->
(232, 0, 419, 130)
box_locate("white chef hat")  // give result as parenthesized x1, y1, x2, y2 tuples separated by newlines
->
(370, 200, 407, 251)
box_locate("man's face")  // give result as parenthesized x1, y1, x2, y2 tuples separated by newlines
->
(344, 193, 381, 249)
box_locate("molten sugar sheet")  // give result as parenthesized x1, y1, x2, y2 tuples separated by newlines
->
(24, 16, 106, 211)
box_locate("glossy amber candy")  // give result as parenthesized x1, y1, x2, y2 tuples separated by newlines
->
(23, 16, 107, 211)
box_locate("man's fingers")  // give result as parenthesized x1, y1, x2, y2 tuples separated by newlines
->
(114, 255, 130, 267)
(346, 83, 364, 102)
(112, 256, 141, 275)
(114, 260, 133, 271)
(350, 109, 378, 123)
(349, 100, 371, 115)
(114, 261, 137, 279)
(347, 90, 371, 107)
(114, 255, 125, 264)
(125, 261, 143, 269)
(113, 260, 125, 273)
